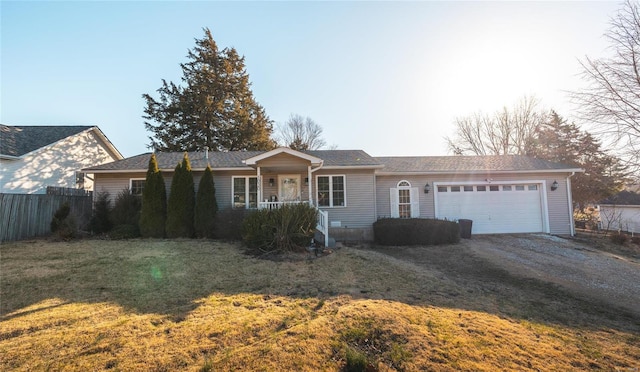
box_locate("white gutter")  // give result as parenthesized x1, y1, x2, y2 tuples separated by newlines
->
(308, 161, 324, 206)
(566, 172, 576, 236)
(375, 168, 584, 176)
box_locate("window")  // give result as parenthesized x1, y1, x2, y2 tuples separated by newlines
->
(398, 189, 411, 218)
(528, 185, 538, 191)
(463, 186, 474, 192)
(233, 177, 257, 209)
(317, 175, 345, 207)
(437, 186, 448, 192)
(130, 179, 145, 196)
(451, 186, 461, 192)
(489, 185, 499, 191)
(477, 185, 486, 191)
(392, 180, 418, 218)
(502, 185, 512, 191)
(515, 185, 525, 191)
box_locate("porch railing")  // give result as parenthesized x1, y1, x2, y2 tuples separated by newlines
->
(316, 208, 329, 247)
(257, 200, 311, 210)
(257, 200, 330, 248)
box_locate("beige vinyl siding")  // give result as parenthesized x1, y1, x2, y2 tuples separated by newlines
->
(376, 176, 434, 219)
(375, 172, 575, 235)
(94, 173, 146, 202)
(315, 169, 376, 229)
(255, 152, 311, 168)
(546, 176, 573, 235)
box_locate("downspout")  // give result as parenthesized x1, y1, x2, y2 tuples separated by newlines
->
(308, 161, 324, 206)
(566, 172, 576, 236)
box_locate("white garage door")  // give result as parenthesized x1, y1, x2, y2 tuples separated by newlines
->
(435, 183, 544, 234)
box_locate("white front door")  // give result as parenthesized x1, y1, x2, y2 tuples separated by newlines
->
(278, 175, 301, 201)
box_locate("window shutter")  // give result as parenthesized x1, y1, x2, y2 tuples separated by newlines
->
(410, 187, 420, 218)
(390, 188, 399, 218)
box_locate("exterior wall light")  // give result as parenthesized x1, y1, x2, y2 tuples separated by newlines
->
(551, 180, 559, 191)
(424, 183, 431, 194)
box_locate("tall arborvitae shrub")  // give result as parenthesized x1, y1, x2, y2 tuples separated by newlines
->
(139, 153, 167, 238)
(195, 165, 218, 238)
(90, 191, 112, 234)
(166, 152, 195, 238)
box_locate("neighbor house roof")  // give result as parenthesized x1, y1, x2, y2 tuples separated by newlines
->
(374, 155, 583, 174)
(0, 125, 123, 160)
(599, 190, 640, 205)
(83, 149, 382, 173)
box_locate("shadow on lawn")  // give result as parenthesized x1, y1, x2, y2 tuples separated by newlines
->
(1, 238, 638, 335)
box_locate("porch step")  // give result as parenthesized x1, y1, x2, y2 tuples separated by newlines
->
(314, 231, 336, 248)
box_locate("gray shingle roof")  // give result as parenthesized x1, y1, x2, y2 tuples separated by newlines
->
(84, 149, 382, 172)
(83, 150, 579, 174)
(374, 155, 580, 173)
(0, 125, 94, 157)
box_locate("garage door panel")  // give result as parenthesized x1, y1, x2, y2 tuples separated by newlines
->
(436, 184, 543, 234)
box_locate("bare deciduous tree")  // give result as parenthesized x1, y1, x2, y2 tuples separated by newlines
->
(445, 96, 545, 155)
(571, 0, 640, 168)
(276, 114, 327, 150)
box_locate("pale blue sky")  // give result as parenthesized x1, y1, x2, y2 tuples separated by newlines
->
(1, 1, 622, 158)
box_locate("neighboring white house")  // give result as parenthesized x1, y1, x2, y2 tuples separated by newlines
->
(598, 204, 640, 234)
(0, 125, 123, 194)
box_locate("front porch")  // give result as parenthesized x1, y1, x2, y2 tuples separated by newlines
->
(242, 148, 330, 247)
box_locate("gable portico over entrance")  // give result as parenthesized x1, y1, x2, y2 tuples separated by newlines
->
(242, 147, 324, 207)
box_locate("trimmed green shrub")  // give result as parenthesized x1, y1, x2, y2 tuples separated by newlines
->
(111, 188, 141, 227)
(242, 203, 317, 253)
(139, 153, 167, 238)
(373, 218, 460, 246)
(214, 208, 247, 240)
(51, 202, 77, 240)
(195, 165, 218, 238)
(51, 202, 71, 232)
(166, 152, 195, 238)
(90, 191, 112, 234)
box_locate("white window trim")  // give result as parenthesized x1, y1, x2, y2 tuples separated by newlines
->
(129, 178, 145, 195)
(232, 176, 258, 209)
(316, 174, 347, 208)
(390, 180, 420, 218)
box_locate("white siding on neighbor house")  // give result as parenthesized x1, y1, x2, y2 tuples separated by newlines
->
(0, 130, 120, 194)
(375, 172, 575, 235)
(598, 205, 640, 233)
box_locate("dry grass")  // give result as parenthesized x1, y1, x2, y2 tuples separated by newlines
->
(1, 238, 639, 371)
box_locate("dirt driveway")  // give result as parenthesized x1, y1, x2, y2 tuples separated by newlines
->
(373, 234, 640, 317)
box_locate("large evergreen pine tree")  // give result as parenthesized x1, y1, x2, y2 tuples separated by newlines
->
(527, 111, 626, 208)
(143, 28, 276, 152)
(139, 153, 167, 238)
(195, 165, 218, 238)
(166, 153, 196, 238)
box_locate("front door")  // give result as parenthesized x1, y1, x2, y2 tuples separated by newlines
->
(278, 175, 301, 201)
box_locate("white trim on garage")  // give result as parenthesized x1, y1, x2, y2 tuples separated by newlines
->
(433, 180, 550, 234)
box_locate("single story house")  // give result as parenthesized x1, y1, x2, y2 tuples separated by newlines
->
(83, 147, 582, 241)
(0, 125, 123, 194)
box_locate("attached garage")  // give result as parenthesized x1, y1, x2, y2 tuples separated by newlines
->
(434, 182, 548, 234)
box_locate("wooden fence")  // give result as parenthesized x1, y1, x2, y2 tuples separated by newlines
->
(0, 191, 93, 242)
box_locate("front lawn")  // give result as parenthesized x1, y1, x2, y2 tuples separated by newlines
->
(1, 239, 638, 371)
